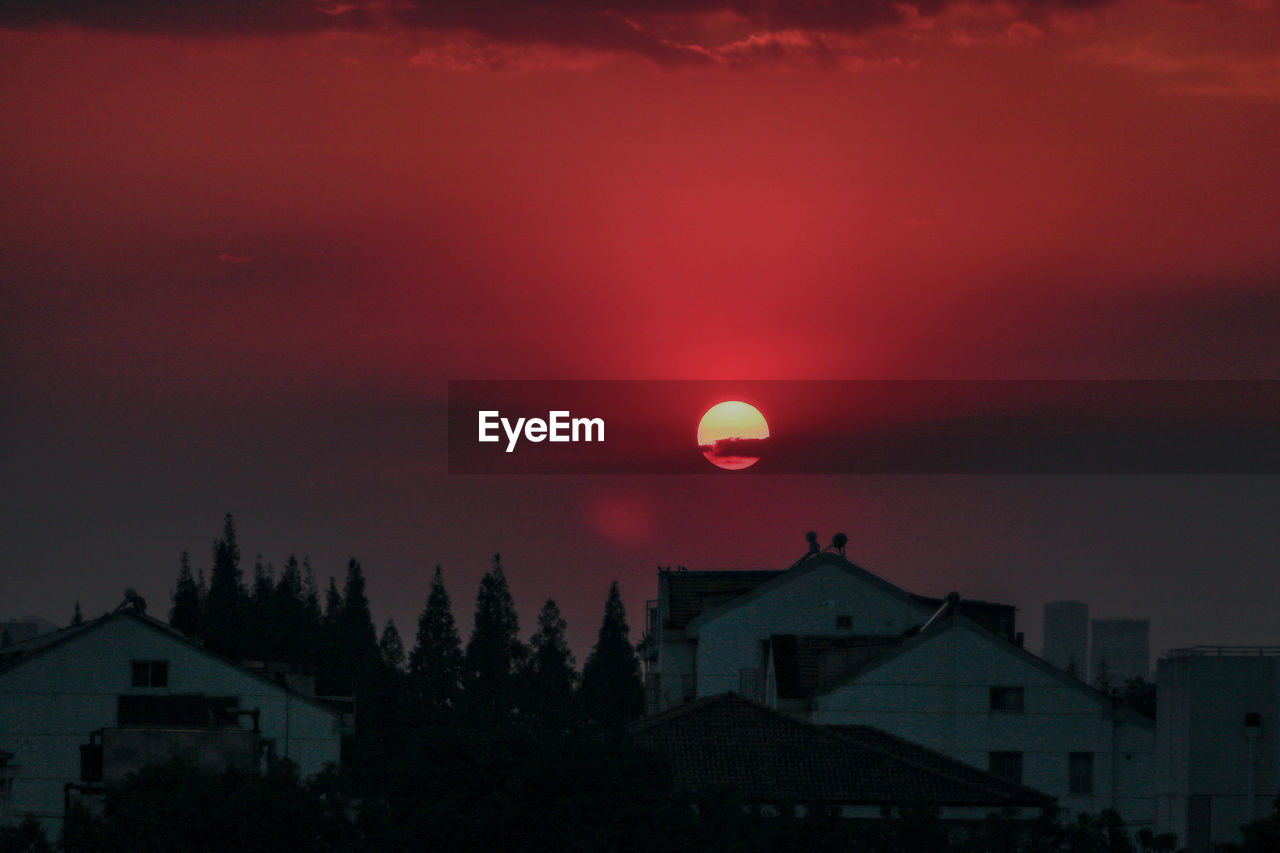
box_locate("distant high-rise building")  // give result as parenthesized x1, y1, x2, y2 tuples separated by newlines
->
(1042, 601, 1089, 680)
(1090, 618, 1150, 687)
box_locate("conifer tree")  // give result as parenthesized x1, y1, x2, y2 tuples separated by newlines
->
(204, 513, 246, 659)
(340, 559, 379, 662)
(71, 600, 84, 626)
(317, 576, 345, 695)
(269, 555, 309, 670)
(525, 598, 578, 731)
(580, 581, 644, 730)
(321, 559, 380, 695)
(410, 566, 465, 717)
(379, 619, 406, 672)
(324, 577, 343, 623)
(170, 551, 202, 637)
(465, 554, 525, 720)
(252, 556, 274, 605)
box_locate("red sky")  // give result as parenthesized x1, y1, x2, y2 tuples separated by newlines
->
(2, 0, 1279, 660)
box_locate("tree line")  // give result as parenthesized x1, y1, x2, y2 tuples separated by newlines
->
(166, 514, 643, 739)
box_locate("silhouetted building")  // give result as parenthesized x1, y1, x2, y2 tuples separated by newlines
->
(1091, 618, 1150, 687)
(642, 546, 1155, 826)
(1043, 601, 1089, 680)
(631, 693, 1054, 820)
(0, 602, 348, 834)
(1156, 647, 1280, 852)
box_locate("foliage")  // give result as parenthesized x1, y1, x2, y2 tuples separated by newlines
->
(409, 565, 465, 719)
(0, 814, 54, 853)
(523, 598, 578, 731)
(580, 581, 644, 730)
(61, 760, 358, 853)
(465, 554, 526, 721)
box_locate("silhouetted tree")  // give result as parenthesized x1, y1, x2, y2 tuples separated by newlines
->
(203, 513, 247, 659)
(523, 598, 578, 731)
(580, 581, 644, 730)
(1240, 798, 1280, 853)
(0, 813, 54, 853)
(267, 555, 314, 672)
(169, 550, 202, 637)
(339, 559, 379, 682)
(1, 629, 10, 649)
(61, 760, 357, 852)
(409, 566, 465, 719)
(71, 600, 83, 626)
(317, 559, 379, 696)
(380, 619, 406, 672)
(316, 577, 344, 695)
(464, 554, 525, 720)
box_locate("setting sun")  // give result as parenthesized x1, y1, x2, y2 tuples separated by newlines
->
(697, 401, 770, 470)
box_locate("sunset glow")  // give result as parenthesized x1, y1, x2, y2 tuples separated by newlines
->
(698, 401, 770, 470)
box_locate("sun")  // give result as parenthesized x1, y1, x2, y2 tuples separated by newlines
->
(697, 401, 770, 470)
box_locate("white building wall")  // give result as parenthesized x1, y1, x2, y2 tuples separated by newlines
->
(0, 617, 342, 833)
(812, 625, 1156, 826)
(693, 565, 927, 698)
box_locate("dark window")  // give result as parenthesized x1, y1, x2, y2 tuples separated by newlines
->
(131, 660, 169, 688)
(835, 615, 852, 629)
(1069, 752, 1094, 794)
(989, 751, 1023, 786)
(989, 686, 1024, 712)
(681, 672, 697, 701)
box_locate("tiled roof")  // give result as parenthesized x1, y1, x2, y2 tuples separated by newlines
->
(664, 570, 783, 629)
(823, 724, 1052, 805)
(630, 693, 1053, 808)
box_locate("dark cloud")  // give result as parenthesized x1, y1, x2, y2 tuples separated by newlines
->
(0, 0, 1129, 65)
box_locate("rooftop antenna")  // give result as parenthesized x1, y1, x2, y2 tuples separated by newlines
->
(825, 532, 848, 557)
(114, 588, 147, 615)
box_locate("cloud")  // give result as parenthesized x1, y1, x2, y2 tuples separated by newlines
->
(0, 0, 1129, 67)
(1078, 38, 1280, 99)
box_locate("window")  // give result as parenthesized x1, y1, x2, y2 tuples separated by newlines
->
(989, 686, 1024, 713)
(131, 660, 169, 688)
(835, 615, 852, 629)
(681, 672, 697, 701)
(989, 751, 1023, 786)
(1069, 752, 1094, 794)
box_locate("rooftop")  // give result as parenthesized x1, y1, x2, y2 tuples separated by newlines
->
(629, 692, 1053, 808)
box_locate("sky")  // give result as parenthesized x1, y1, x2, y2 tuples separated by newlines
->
(2, 0, 1279, 663)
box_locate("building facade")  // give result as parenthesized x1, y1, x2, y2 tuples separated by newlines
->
(0, 607, 346, 834)
(1156, 647, 1280, 852)
(642, 547, 1156, 827)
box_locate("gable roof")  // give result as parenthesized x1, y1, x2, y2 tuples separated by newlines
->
(663, 570, 784, 629)
(818, 611, 1150, 723)
(686, 552, 935, 634)
(0, 611, 343, 720)
(629, 692, 1053, 808)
